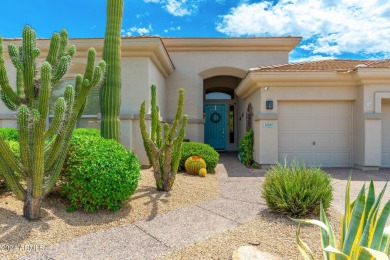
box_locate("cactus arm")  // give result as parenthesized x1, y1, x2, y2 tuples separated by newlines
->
(0, 160, 25, 200)
(45, 97, 66, 138)
(0, 137, 25, 176)
(57, 29, 68, 60)
(0, 90, 17, 111)
(151, 84, 158, 142)
(22, 26, 38, 104)
(156, 106, 162, 148)
(31, 62, 52, 199)
(74, 74, 83, 95)
(100, 0, 123, 142)
(8, 44, 23, 70)
(46, 32, 59, 66)
(172, 115, 188, 173)
(43, 129, 73, 195)
(51, 55, 70, 85)
(67, 45, 76, 57)
(83, 48, 96, 81)
(45, 85, 74, 170)
(167, 88, 184, 141)
(16, 70, 25, 99)
(0, 37, 20, 105)
(140, 101, 154, 165)
(18, 105, 31, 174)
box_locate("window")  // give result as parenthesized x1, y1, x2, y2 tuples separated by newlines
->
(205, 92, 232, 100)
(246, 103, 253, 131)
(229, 105, 234, 143)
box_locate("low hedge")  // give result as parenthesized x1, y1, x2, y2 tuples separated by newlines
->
(61, 132, 141, 212)
(179, 142, 219, 173)
(72, 128, 100, 138)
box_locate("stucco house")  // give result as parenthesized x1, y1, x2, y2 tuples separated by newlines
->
(1, 36, 390, 170)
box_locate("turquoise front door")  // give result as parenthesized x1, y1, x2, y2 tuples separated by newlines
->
(204, 104, 226, 150)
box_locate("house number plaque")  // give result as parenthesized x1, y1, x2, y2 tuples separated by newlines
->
(263, 122, 274, 128)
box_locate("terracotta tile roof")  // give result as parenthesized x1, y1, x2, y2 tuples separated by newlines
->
(250, 59, 390, 72)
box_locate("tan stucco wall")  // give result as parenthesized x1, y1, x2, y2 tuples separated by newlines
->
(166, 51, 289, 143)
(237, 69, 390, 169)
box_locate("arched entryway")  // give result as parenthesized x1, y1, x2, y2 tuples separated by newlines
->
(202, 74, 243, 151)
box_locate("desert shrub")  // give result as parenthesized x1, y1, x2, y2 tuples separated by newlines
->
(61, 135, 141, 212)
(261, 161, 333, 217)
(0, 128, 18, 141)
(179, 142, 219, 173)
(72, 128, 100, 138)
(238, 130, 253, 167)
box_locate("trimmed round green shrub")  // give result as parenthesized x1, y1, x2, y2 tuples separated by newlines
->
(61, 135, 141, 212)
(72, 128, 100, 138)
(179, 142, 219, 173)
(261, 161, 333, 217)
(0, 128, 18, 141)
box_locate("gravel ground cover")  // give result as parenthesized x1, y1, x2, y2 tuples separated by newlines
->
(2, 154, 390, 260)
(0, 169, 220, 259)
(162, 208, 342, 260)
(162, 166, 390, 260)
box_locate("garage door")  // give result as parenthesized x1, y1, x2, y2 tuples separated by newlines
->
(279, 101, 352, 167)
(381, 103, 390, 167)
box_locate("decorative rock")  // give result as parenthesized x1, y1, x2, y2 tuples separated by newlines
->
(232, 246, 281, 260)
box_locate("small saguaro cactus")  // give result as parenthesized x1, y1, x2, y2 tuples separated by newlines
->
(100, 0, 123, 142)
(0, 26, 105, 220)
(140, 84, 188, 191)
(185, 156, 207, 175)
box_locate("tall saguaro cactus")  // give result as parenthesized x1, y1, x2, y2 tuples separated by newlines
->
(140, 85, 188, 191)
(100, 0, 123, 142)
(0, 26, 105, 220)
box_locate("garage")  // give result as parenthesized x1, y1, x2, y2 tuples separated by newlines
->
(381, 102, 390, 167)
(278, 101, 353, 167)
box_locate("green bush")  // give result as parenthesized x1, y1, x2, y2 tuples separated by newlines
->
(0, 128, 18, 141)
(238, 130, 253, 167)
(179, 142, 219, 173)
(0, 140, 20, 190)
(61, 135, 141, 212)
(72, 128, 100, 138)
(261, 161, 333, 217)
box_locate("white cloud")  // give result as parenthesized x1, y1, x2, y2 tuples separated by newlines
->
(164, 26, 181, 33)
(290, 55, 336, 63)
(144, 0, 203, 16)
(216, 0, 390, 57)
(122, 25, 153, 36)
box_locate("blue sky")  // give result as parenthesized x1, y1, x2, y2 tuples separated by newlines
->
(0, 0, 389, 62)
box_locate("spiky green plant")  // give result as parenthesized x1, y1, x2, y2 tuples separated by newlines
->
(0, 26, 105, 220)
(294, 177, 390, 260)
(139, 84, 188, 191)
(100, 0, 123, 142)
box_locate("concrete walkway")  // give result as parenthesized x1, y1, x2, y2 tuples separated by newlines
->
(24, 153, 390, 259)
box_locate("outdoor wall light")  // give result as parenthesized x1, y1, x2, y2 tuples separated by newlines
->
(266, 100, 273, 110)
(264, 86, 269, 91)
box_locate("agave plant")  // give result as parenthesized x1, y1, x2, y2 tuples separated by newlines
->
(294, 177, 390, 260)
